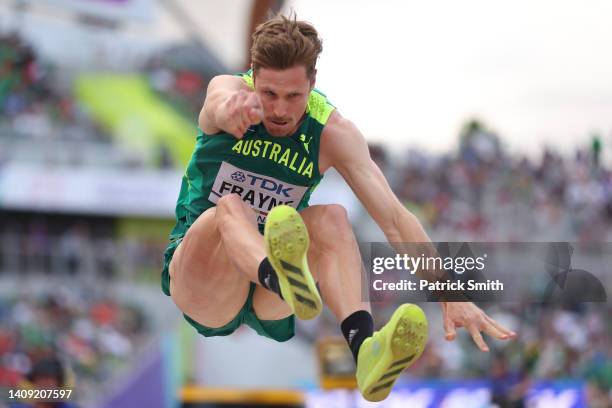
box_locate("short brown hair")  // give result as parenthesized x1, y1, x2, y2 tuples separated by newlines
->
(250, 15, 322, 79)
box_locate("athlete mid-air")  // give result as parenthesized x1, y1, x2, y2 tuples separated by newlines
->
(162, 15, 516, 401)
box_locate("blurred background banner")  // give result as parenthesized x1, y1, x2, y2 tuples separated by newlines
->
(0, 0, 610, 407)
(0, 163, 181, 216)
(306, 380, 587, 408)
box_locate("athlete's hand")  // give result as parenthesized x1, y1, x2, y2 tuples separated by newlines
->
(220, 90, 264, 139)
(441, 302, 516, 351)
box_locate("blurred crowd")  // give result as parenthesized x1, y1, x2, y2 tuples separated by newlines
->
(407, 303, 610, 407)
(145, 55, 208, 121)
(0, 32, 109, 149)
(0, 218, 166, 281)
(0, 282, 150, 406)
(393, 121, 612, 242)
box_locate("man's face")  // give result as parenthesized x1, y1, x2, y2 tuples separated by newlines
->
(253, 65, 314, 137)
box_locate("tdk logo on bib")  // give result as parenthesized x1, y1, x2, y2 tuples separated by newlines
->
(231, 171, 246, 183)
(210, 162, 308, 224)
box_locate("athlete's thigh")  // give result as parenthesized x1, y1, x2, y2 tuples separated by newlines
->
(299, 204, 347, 235)
(299, 204, 352, 279)
(299, 204, 342, 257)
(169, 207, 250, 328)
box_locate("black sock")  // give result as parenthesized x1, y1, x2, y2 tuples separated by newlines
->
(258, 258, 283, 299)
(341, 310, 374, 363)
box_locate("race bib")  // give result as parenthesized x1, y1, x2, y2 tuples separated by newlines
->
(209, 162, 308, 224)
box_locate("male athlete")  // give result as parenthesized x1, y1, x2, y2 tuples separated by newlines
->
(162, 15, 516, 402)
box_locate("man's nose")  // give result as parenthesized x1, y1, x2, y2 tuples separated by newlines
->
(273, 101, 287, 118)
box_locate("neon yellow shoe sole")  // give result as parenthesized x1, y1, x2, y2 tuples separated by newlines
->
(264, 205, 322, 320)
(356, 304, 428, 402)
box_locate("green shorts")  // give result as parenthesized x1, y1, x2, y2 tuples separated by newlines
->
(162, 237, 295, 342)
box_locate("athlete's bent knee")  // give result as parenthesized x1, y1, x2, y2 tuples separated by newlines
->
(319, 204, 352, 237)
(215, 193, 257, 229)
(216, 193, 246, 214)
(186, 206, 217, 235)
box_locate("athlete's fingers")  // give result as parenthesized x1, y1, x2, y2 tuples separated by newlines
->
(248, 107, 263, 124)
(231, 121, 247, 138)
(443, 312, 457, 341)
(230, 91, 249, 119)
(484, 314, 516, 338)
(467, 324, 489, 352)
(235, 89, 248, 105)
(245, 92, 262, 110)
(481, 319, 510, 340)
(242, 112, 254, 130)
(232, 92, 262, 127)
(228, 91, 244, 114)
(231, 128, 243, 139)
(238, 106, 252, 132)
(249, 108, 263, 125)
(236, 122, 248, 138)
(227, 96, 244, 126)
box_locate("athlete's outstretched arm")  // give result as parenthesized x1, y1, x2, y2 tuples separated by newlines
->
(198, 75, 263, 138)
(319, 111, 516, 351)
(319, 111, 435, 244)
